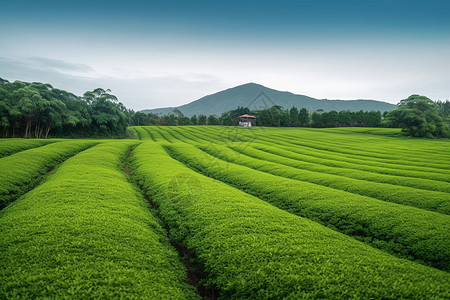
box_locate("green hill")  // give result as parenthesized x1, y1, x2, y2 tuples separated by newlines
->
(142, 83, 397, 117)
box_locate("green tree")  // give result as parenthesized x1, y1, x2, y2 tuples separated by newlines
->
(207, 115, 219, 125)
(289, 107, 299, 127)
(83, 88, 129, 136)
(190, 115, 198, 125)
(0, 80, 131, 138)
(384, 95, 448, 138)
(311, 109, 324, 128)
(197, 114, 207, 125)
(132, 111, 147, 126)
(0, 77, 10, 85)
(298, 108, 310, 127)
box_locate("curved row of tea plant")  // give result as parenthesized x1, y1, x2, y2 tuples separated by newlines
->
(0, 140, 96, 209)
(281, 129, 450, 162)
(151, 127, 176, 143)
(163, 127, 202, 143)
(175, 126, 216, 143)
(130, 142, 450, 299)
(150, 127, 450, 193)
(0, 139, 56, 158)
(164, 126, 450, 172)
(133, 126, 153, 141)
(0, 141, 198, 299)
(203, 126, 450, 175)
(143, 126, 170, 142)
(260, 130, 450, 170)
(320, 127, 405, 136)
(152, 127, 450, 181)
(165, 143, 450, 271)
(159, 126, 187, 143)
(205, 144, 450, 211)
(250, 142, 450, 183)
(234, 143, 450, 193)
(170, 127, 205, 143)
(271, 127, 450, 160)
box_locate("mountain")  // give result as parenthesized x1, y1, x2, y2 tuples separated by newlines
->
(141, 83, 397, 117)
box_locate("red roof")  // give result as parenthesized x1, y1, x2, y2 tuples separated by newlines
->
(237, 114, 256, 119)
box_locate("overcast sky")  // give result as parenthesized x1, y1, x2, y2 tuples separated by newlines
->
(1, 0, 449, 110)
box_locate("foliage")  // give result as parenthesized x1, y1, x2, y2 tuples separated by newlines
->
(0, 141, 198, 299)
(383, 95, 449, 138)
(247, 143, 449, 192)
(312, 109, 381, 127)
(0, 140, 96, 209)
(130, 142, 450, 299)
(0, 139, 55, 158)
(165, 143, 450, 271)
(0, 79, 131, 138)
(129, 105, 383, 128)
(1, 125, 449, 297)
(204, 143, 450, 213)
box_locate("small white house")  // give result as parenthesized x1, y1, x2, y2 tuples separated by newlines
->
(238, 114, 256, 127)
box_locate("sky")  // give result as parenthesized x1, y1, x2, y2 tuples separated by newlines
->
(0, 0, 449, 110)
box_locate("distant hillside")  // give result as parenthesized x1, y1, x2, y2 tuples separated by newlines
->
(142, 83, 397, 117)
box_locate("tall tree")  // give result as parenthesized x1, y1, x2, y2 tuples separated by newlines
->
(289, 107, 299, 127)
(207, 115, 219, 125)
(311, 109, 324, 128)
(383, 95, 448, 138)
(197, 114, 207, 125)
(298, 108, 310, 127)
(83, 88, 129, 136)
(190, 115, 198, 125)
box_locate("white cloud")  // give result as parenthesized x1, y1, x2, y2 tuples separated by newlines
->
(1, 33, 449, 111)
(0, 56, 228, 110)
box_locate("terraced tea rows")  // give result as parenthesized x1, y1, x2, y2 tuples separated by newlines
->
(131, 142, 450, 299)
(0, 138, 56, 157)
(0, 140, 96, 209)
(1, 126, 449, 298)
(166, 143, 450, 270)
(199, 144, 450, 213)
(0, 141, 197, 298)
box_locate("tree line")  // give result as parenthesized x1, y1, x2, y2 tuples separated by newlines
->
(132, 105, 383, 128)
(0, 79, 130, 138)
(1, 78, 448, 139)
(131, 95, 449, 138)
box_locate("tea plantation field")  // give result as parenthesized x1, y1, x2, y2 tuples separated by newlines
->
(1, 126, 449, 299)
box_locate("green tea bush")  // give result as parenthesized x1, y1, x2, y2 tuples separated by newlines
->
(251, 142, 450, 183)
(0, 139, 56, 158)
(170, 127, 204, 143)
(166, 143, 450, 271)
(130, 142, 450, 299)
(202, 144, 450, 213)
(176, 126, 215, 143)
(152, 127, 176, 143)
(0, 140, 96, 209)
(261, 130, 450, 170)
(238, 143, 450, 192)
(158, 127, 190, 143)
(0, 141, 197, 299)
(142, 126, 170, 142)
(133, 126, 154, 140)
